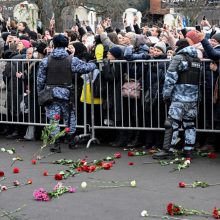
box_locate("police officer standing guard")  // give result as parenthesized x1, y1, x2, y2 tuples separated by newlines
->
(152, 39, 201, 159)
(37, 34, 96, 153)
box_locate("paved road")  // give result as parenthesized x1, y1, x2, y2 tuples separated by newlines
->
(0, 138, 219, 220)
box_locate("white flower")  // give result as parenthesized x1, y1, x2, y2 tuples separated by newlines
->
(7, 150, 14, 155)
(170, 162, 173, 164)
(12, 158, 17, 161)
(1, 148, 6, 152)
(130, 180, 136, 187)
(81, 182, 87, 189)
(106, 156, 112, 161)
(141, 210, 149, 217)
(184, 160, 191, 165)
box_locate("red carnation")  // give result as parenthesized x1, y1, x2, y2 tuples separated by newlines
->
(213, 207, 220, 219)
(0, 171, 4, 177)
(32, 159, 37, 165)
(89, 165, 96, 172)
(82, 165, 90, 172)
(76, 167, 82, 172)
(114, 152, 121, 158)
(43, 171, 48, 176)
(65, 127, 70, 133)
(80, 159, 87, 165)
(54, 114, 60, 120)
(13, 167, 20, 174)
(179, 182, 186, 188)
(208, 152, 217, 159)
(102, 163, 111, 170)
(128, 151, 135, 156)
(128, 162, 134, 166)
(54, 174, 63, 180)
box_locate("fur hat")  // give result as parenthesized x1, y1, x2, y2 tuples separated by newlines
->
(109, 46, 122, 59)
(211, 33, 220, 44)
(154, 41, 166, 53)
(53, 34, 69, 48)
(186, 30, 200, 44)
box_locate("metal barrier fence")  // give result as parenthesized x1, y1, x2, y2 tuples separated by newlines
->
(0, 58, 219, 141)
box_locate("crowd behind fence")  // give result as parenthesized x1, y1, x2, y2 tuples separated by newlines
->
(0, 58, 219, 135)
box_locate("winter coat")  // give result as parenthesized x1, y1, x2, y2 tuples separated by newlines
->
(163, 46, 200, 102)
(201, 38, 220, 61)
(37, 48, 96, 102)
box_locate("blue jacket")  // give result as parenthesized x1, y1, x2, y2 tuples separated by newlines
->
(201, 38, 220, 61)
(163, 46, 200, 102)
(37, 48, 96, 101)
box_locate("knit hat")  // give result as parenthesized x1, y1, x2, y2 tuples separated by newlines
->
(211, 33, 220, 44)
(36, 42, 47, 55)
(175, 39, 189, 53)
(154, 41, 166, 53)
(186, 30, 200, 44)
(109, 46, 122, 59)
(53, 34, 69, 48)
(20, 40, 32, 48)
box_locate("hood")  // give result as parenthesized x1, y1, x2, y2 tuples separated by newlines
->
(177, 46, 198, 58)
(51, 48, 69, 59)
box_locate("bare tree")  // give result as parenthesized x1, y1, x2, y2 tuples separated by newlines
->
(35, 0, 142, 32)
(164, 0, 210, 26)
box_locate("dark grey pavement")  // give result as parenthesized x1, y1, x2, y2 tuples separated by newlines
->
(0, 137, 219, 220)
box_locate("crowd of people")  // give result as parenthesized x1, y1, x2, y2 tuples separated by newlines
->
(0, 15, 219, 156)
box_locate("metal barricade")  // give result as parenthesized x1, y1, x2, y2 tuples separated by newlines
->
(0, 58, 220, 143)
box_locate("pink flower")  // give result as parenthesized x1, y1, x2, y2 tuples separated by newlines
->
(33, 188, 50, 201)
(13, 180, 20, 186)
(43, 171, 48, 176)
(32, 159, 37, 165)
(54, 114, 60, 120)
(65, 127, 70, 133)
(179, 182, 186, 188)
(68, 187, 76, 193)
(27, 179, 33, 184)
(1, 185, 7, 191)
(114, 152, 121, 158)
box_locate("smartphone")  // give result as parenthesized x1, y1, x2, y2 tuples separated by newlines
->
(195, 25, 201, 32)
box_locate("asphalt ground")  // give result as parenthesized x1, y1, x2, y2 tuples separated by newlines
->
(0, 137, 220, 220)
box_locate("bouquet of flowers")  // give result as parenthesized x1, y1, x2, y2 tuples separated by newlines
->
(179, 180, 220, 188)
(33, 182, 76, 201)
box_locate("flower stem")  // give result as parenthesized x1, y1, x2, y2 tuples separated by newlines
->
(149, 215, 189, 220)
(0, 177, 6, 183)
(208, 183, 220, 186)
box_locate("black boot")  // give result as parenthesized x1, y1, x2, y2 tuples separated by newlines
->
(50, 140, 61, 153)
(152, 150, 174, 160)
(67, 134, 78, 149)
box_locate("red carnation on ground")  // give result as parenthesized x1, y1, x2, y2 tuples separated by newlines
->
(65, 127, 70, 133)
(102, 163, 112, 170)
(114, 152, 121, 158)
(128, 162, 134, 166)
(179, 182, 186, 188)
(82, 165, 90, 172)
(13, 167, 20, 174)
(89, 165, 97, 172)
(54, 114, 60, 120)
(213, 207, 220, 219)
(0, 171, 4, 177)
(32, 159, 37, 165)
(128, 151, 135, 156)
(54, 174, 63, 180)
(43, 171, 48, 176)
(167, 203, 181, 216)
(80, 159, 87, 165)
(208, 152, 217, 159)
(76, 167, 82, 172)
